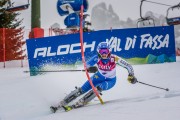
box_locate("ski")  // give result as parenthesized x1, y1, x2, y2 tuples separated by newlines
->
(62, 103, 87, 112)
(50, 101, 92, 113)
(50, 86, 102, 113)
(50, 104, 83, 113)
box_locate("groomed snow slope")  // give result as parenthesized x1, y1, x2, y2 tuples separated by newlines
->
(0, 57, 180, 120)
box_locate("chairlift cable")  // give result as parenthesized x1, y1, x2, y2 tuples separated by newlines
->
(144, 0, 172, 7)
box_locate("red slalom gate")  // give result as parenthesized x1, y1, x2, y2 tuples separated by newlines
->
(79, 5, 104, 104)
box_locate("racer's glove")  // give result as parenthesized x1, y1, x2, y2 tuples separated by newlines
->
(127, 74, 137, 84)
(87, 66, 98, 73)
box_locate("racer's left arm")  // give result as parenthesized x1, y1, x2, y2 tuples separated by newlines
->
(115, 55, 137, 84)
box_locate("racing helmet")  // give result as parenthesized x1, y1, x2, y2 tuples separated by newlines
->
(97, 42, 111, 59)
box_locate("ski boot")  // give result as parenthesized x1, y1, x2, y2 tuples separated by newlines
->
(62, 106, 73, 112)
(50, 87, 83, 113)
(63, 86, 102, 111)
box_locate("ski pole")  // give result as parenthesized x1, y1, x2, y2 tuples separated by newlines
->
(24, 69, 85, 73)
(137, 81, 169, 91)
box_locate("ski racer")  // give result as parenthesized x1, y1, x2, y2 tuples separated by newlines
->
(50, 42, 137, 112)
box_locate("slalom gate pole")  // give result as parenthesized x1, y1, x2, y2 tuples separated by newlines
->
(79, 5, 104, 104)
(137, 81, 169, 91)
(23, 69, 85, 73)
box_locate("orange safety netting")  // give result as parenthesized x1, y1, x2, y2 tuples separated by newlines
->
(0, 28, 25, 62)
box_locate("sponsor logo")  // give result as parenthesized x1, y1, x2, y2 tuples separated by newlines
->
(33, 41, 96, 58)
(98, 64, 112, 70)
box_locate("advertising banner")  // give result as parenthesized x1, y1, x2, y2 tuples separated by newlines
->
(26, 26, 176, 75)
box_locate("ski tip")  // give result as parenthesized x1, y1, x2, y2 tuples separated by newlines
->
(166, 88, 169, 91)
(50, 106, 58, 113)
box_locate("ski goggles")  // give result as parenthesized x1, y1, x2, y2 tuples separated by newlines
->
(99, 49, 109, 55)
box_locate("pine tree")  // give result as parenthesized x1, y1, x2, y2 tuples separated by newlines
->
(0, 0, 25, 62)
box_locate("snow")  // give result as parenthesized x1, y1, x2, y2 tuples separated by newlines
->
(0, 57, 180, 120)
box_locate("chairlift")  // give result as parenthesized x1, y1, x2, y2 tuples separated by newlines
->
(137, 0, 155, 28)
(166, 3, 180, 25)
(6, 0, 30, 12)
(137, 17, 155, 28)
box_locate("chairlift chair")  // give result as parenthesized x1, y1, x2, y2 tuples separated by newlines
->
(137, 0, 155, 28)
(137, 17, 155, 28)
(166, 3, 180, 25)
(6, 0, 30, 12)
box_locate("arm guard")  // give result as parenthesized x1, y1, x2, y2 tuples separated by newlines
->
(115, 55, 134, 75)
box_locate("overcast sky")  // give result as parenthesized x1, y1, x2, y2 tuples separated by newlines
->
(15, 0, 179, 31)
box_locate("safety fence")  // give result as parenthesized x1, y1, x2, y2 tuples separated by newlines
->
(0, 28, 28, 68)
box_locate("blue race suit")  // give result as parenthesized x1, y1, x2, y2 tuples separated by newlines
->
(81, 54, 134, 93)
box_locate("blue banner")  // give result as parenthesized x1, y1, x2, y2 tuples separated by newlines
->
(26, 26, 176, 75)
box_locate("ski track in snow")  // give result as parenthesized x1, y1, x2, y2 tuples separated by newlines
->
(0, 57, 180, 120)
(105, 90, 180, 104)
